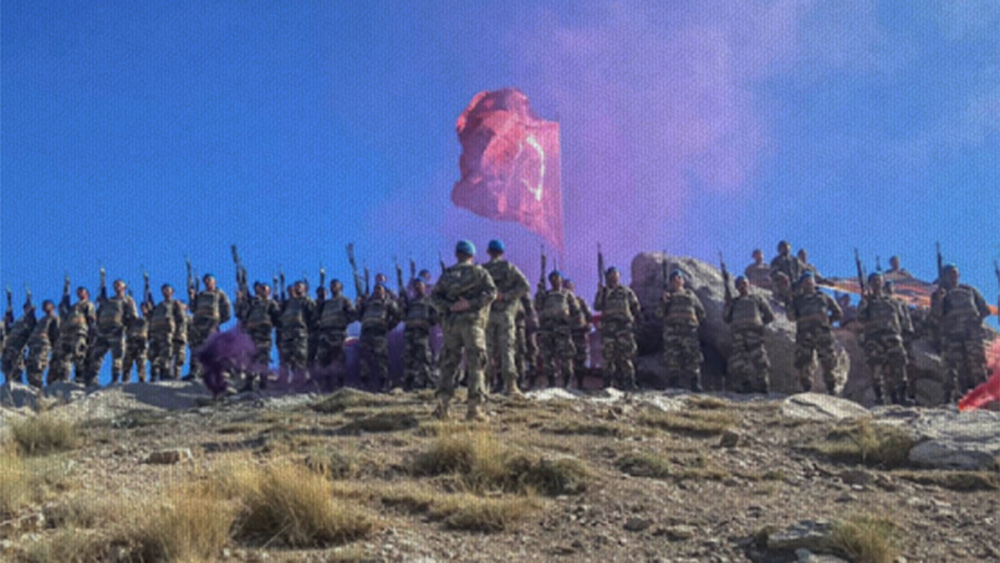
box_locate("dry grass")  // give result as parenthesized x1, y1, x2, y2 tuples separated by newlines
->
(431, 493, 542, 533)
(44, 493, 113, 529)
(18, 528, 107, 563)
(304, 447, 361, 479)
(812, 419, 915, 469)
(616, 452, 728, 482)
(340, 410, 419, 433)
(637, 408, 737, 437)
(543, 420, 628, 438)
(686, 396, 731, 410)
(10, 414, 80, 456)
(893, 469, 999, 491)
(310, 388, 393, 414)
(827, 514, 900, 563)
(0, 446, 30, 518)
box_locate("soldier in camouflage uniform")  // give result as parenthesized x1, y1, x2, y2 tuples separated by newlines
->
(236, 282, 280, 391)
(516, 294, 539, 390)
(358, 283, 400, 391)
(535, 270, 580, 389)
(401, 278, 438, 390)
(185, 274, 232, 381)
(744, 249, 772, 290)
(857, 272, 913, 405)
(89, 279, 139, 385)
(656, 270, 707, 391)
(723, 275, 775, 394)
(483, 239, 531, 396)
(564, 279, 593, 389)
(785, 272, 842, 394)
(312, 279, 355, 389)
(430, 240, 497, 421)
(149, 284, 188, 381)
(122, 300, 152, 383)
(276, 281, 315, 383)
(930, 264, 991, 403)
(25, 300, 59, 388)
(50, 284, 96, 384)
(594, 267, 641, 390)
(2, 303, 34, 384)
(770, 240, 803, 294)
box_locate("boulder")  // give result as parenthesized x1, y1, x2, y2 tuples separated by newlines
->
(902, 409, 1000, 470)
(779, 393, 870, 421)
(0, 381, 39, 409)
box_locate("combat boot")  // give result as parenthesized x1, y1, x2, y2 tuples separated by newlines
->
(432, 399, 451, 421)
(873, 384, 886, 406)
(466, 402, 489, 423)
(689, 376, 703, 393)
(798, 373, 812, 392)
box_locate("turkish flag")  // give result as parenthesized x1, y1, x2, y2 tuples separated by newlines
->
(452, 88, 564, 250)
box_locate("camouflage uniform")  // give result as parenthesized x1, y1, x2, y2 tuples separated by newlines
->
(26, 312, 59, 388)
(593, 284, 641, 389)
(237, 294, 280, 386)
(276, 295, 315, 378)
(50, 296, 95, 383)
(930, 284, 991, 402)
(723, 293, 775, 393)
(769, 254, 802, 293)
(358, 293, 400, 390)
(515, 295, 539, 389)
(89, 293, 138, 384)
(656, 288, 706, 390)
(570, 294, 593, 385)
(149, 298, 187, 381)
(744, 263, 772, 290)
(535, 286, 580, 388)
(401, 293, 438, 390)
(430, 261, 496, 415)
(312, 294, 355, 387)
(122, 313, 149, 383)
(483, 258, 531, 395)
(1, 313, 33, 383)
(858, 293, 913, 404)
(787, 289, 842, 393)
(187, 288, 232, 379)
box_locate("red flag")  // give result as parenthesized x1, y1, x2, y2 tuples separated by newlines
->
(452, 88, 564, 250)
(958, 338, 1000, 411)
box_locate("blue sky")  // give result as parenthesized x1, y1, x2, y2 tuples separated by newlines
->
(3, 2, 998, 339)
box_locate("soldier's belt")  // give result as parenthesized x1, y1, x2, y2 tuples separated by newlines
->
(796, 313, 830, 326)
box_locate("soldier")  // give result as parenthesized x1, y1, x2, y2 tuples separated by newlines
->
(564, 279, 593, 389)
(482, 239, 531, 396)
(50, 284, 96, 384)
(857, 272, 914, 405)
(535, 270, 580, 389)
(594, 266, 641, 390)
(723, 275, 775, 394)
(430, 240, 496, 421)
(184, 274, 232, 381)
(770, 240, 803, 295)
(785, 271, 843, 394)
(797, 248, 821, 280)
(517, 294, 539, 390)
(122, 301, 152, 383)
(401, 278, 438, 390)
(358, 282, 400, 391)
(744, 249, 772, 290)
(930, 264, 991, 403)
(2, 302, 35, 384)
(25, 300, 59, 388)
(236, 282, 280, 391)
(276, 280, 315, 383)
(656, 270, 707, 391)
(884, 255, 913, 280)
(374, 273, 398, 301)
(89, 279, 138, 385)
(312, 279, 355, 388)
(149, 284, 188, 381)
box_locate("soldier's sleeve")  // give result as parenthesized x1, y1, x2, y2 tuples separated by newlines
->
(693, 291, 706, 322)
(48, 317, 60, 343)
(898, 301, 914, 334)
(429, 301, 440, 325)
(219, 291, 232, 325)
(593, 288, 605, 312)
(722, 300, 734, 324)
(826, 294, 843, 323)
(759, 295, 775, 325)
(580, 298, 593, 323)
(655, 299, 667, 319)
(856, 297, 869, 322)
(785, 297, 799, 322)
(59, 293, 71, 317)
(126, 297, 139, 325)
(344, 297, 357, 322)
(507, 263, 531, 302)
(972, 287, 991, 320)
(468, 268, 497, 312)
(429, 276, 449, 314)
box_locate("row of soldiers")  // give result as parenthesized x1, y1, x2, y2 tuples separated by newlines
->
(2, 240, 994, 409)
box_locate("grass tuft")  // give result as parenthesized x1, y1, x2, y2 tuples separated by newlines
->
(812, 419, 915, 468)
(543, 420, 627, 438)
(123, 484, 237, 563)
(616, 452, 728, 482)
(10, 414, 80, 456)
(310, 388, 392, 414)
(340, 410, 419, 433)
(0, 446, 30, 518)
(893, 469, 999, 491)
(637, 408, 736, 437)
(304, 447, 361, 479)
(431, 493, 542, 533)
(827, 514, 900, 563)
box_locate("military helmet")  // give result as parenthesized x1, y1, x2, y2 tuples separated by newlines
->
(456, 240, 476, 256)
(487, 239, 505, 253)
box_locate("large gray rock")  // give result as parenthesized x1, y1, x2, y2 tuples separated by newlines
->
(0, 381, 40, 409)
(780, 393, 871, 421)
(902, 409, 1000, 470)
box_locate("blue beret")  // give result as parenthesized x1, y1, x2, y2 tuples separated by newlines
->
(799, 271, 814, 282)
(549, 269, 563, 279)
(868, 272, 883, 282)
(606, 266, 619, 275)
(734, 275, 747, 285)
(456, 240, 476, 256)
(488, 239, 505, 252)
(669, 269, 685, 280)
(942, 263, 958, 273)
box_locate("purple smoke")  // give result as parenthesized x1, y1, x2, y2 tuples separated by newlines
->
(196, 328, 255, 396)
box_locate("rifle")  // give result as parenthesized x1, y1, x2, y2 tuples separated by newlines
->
(99, 267, 107, 300)
(185, 256, 197, 299)
(24, 283, 33, 308)
(272, 275, 279, 299)
(143, 267, 153, 307)
(875, 255, 882, 274)
(363, 264, 370, 298)
(854, 248, 867, 296)
(597, 243, 605, 288)
(231, 245, 248, 296)
(347, 243, 364, 299)
(409, 257, 417, 283)
(719, 251, 732, 302)
(5, 284, 12, 312)
(539, 245, 547, 289)
(438, 252, 446, 274)
(395, 257, 406, 303)
(279, 268, 286, 302)
(936, 242, 943, 284)
(319, 264, 326, 292)
(661, 251, 669, 290)
(4, 285, 12, 327)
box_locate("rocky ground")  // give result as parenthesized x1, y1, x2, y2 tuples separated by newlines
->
(0, 380, 998, 563)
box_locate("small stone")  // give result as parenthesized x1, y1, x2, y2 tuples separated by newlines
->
(665, 525, 697, 541)
(145, 447, 194, 465)
(839, 468, 873, 486)
(719, 429, 741, 448)
(624, 517, 652, 532)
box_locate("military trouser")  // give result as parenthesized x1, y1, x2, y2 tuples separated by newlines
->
(25, 341, 52, 388)
(537, 325, 576, 388)
(122, 338, 148, 383)
(436, 315, 487, 406)
(729, 327, 770, 394)
(940, 332, 987, 403)
(360, 327, 389, 390)
(404, 328, 433, 390)
(277, 328, 309, 378)
(242, 327, 273, 388)
(2, 345, 27, 384)
(662, 323, 703, 390)
(486, 309, 520, 394)
(187, 322, 219, 378)
(863, 332, 909, 404)
(572, 328, 590, 379)
(601, 320, 637, 390)
(313, 327, 347, 388)
(149, 334, 185, 381)
(794, 325, 837, 393)
(89, 327, 126, 384)
(49, 333, 88, 384)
